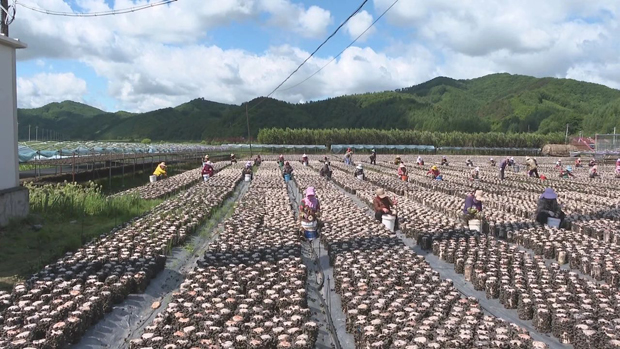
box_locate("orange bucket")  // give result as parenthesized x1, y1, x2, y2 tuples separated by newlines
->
(401, 175, 408, 181)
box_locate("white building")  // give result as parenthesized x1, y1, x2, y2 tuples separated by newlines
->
(0, 34, 28, 226)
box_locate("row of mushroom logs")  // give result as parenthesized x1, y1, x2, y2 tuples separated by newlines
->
(0, 169, 243, 348)
(111, 161, 233, 199)
(431, 231, 620, 348)
(290, 165, 547, 348)
(130, 164, 319, 349)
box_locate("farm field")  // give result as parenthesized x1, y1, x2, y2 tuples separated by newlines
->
(2, 153, 620, 349)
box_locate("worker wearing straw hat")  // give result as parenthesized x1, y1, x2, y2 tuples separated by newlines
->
(153, 162, 167, 180)
(373, 188, 399, 230)
(230, 153, 237, 164)
(398, 163, 408, 181)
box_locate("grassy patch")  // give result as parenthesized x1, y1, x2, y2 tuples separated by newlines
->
(0, 182, 162, 291)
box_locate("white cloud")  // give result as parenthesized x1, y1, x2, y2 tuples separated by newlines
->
(11, 0, 620, 113)
(260, 0, 332, 38)
(344, 10, 375, 42)
(17, 73, 88, 108)
(12, 0, 332, 61)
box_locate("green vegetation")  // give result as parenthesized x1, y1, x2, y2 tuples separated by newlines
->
(17, 73, 620, 142)
(141, 138, 152, 144)
(0, 182, 161, 290)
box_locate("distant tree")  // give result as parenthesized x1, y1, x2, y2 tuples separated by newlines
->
(141, 138, 152, 144)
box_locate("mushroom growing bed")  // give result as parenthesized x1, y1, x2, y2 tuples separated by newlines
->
(290, 164, 548, 348)
(0, 167, 243, 348)
(129, 164, 320, 349)
(111, 162, 231, 199)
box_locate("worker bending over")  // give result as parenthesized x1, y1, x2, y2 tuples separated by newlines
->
(354, 164, 366, 180)
(153, 162, 167, 180)
(373, 188, 399, 230)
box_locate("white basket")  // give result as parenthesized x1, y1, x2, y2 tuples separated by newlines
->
(202, 174, 210, 182)
(356, 175, 364, 180)
(301, 220, 317, 231)
(468, 219, 482, 232)
(149, 175, 157, 183)
(245, 173, 251, 181)
(547, 217, 561, 228)
(382, 215, 396, 232)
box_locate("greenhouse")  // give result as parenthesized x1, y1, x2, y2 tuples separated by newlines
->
(17, 141, 217, 162)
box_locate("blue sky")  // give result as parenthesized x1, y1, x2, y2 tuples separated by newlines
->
(11, 0, 620, 112)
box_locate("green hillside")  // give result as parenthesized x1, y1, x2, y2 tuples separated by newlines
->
(17, 73, 620, 141)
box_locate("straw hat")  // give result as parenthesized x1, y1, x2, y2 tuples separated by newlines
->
(356, 164, 363, 170)
(376, 188, 387, 198)
(474, 190, 485, 201)
(160, 162, 166, 167)
(303, 154, 307, 157)
(431, 165, 438, 170)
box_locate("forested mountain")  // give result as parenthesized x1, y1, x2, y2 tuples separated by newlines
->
(17, 73, 620, 142)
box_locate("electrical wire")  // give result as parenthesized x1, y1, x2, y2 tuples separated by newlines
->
(280, 0, 400, 92)
(247, 0, 369, 112)
(17, 0, 177, 17)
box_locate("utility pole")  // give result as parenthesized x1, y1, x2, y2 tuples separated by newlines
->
(1, 0, 9, 36)
(565, 123, 569, 144)
(28, 125, 31, 142)
(246, 103, 253, 157)
(35, 126, 38, 141)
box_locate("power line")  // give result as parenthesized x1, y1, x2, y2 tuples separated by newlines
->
(280, 0, 400, 92)
(248, 0, 369, 113)
(18, 0, 177, 17)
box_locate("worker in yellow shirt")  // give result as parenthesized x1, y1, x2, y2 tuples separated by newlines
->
(153, 162, 167, 180)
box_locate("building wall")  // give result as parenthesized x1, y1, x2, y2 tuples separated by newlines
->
(0, 42, 19, 191)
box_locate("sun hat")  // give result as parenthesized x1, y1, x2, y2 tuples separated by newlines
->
(474, 190, 485, 201)
(431, 165, 438, 170)
(305, 187, 315, 196)
(376, 188, 387, 198)
(541, 188, 557, 200)
(231, 154, 234, 156)
(204, 155, 209, 159)
(356, 164, 363, 170)
(303, 154, 307, 157)
(475, 167, 479, 171)
(246, 161, 252, 167)
(160, 162, 166, 167)
(399, 163, 405, 168)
